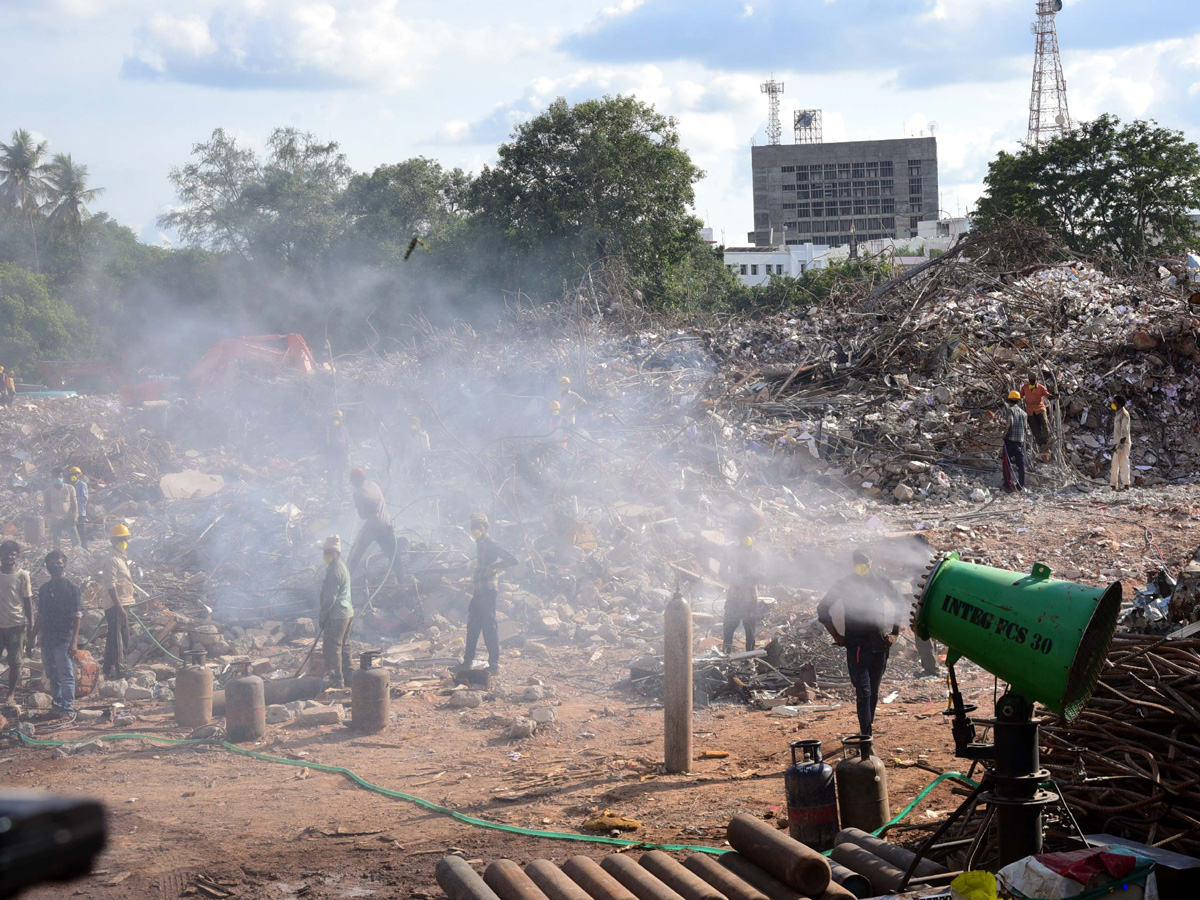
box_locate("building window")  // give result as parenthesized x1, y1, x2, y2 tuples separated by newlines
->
(853, 187, 865, 199)
(881, 180, 894, 197)
(908, 159, 922, 176)
(824, 163, 837, 179)
(910, 200, 923, 213)
(909, 217, 919, 230)
(810, 201, 823, 216)
(783, 183, 796, 191)
(838, 162, 850, 176)
(909, 178, 923, 194)
(797, 203, 811, 218)
(783, 202, 796, 210)
(798, 222, 812, 234)
(786, 239, 802, 245)
(868, 217, 882, 231)
(740, 265, 748, 275)
(854, 201, 866, 215)
(882, 199, 895, 214)
(796, 188, 810, 200)
(750, 264, 758, 275)
(867, 199, 881, 215)
(776, 264, 784, 275)
(839, 201, 852, 216)
(796, 171, 808, 182)
(781, 165, 795, 173)
(882, 217, 895, 229)
(839, 183, 852, 198)
(880, 161, 894, 177)
(852, 163, 865, 178)
(824, 186, 837, 199)
(784, 220, 797, 229)
(866, 162, 879, 179)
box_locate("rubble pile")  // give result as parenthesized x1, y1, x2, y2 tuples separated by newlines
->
(698, 223, 1200, 502)
(1042, 635, 1200, 856)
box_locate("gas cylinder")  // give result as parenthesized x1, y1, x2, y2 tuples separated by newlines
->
(835, 734, 890, 833)
(784, 739, 839, 850)
(351, 651, 390, 733)
(175, 649, 213, 727)
(225, 661, 265, 743)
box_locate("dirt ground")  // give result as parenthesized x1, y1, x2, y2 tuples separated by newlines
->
(8, 484, 1200, 900)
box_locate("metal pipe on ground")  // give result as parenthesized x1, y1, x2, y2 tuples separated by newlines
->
(834, 828, 946, 878)
(485, 861, 553, 900)
(525, 861, 595, 900)
(562, 856, 639, 900)
(726, 813, 831, 897)
(600, 855, 685, 900)
(828, 844, 906, 895)
(211, 676, 325, 715)
(828, 864, 871, 900)
(717, 853, 806, 900)
(438, 857, 503, 900)
(814, 883, 857, 900)
(682, 853, 770, 900)
(638, 851, 724, 900)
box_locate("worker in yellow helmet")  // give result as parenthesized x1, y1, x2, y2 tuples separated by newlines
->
(1001, 390, 1028, 492)
(556, 375, 587, 425)
(101, 524, 135, 677)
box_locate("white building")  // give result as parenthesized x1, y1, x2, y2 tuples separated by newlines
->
(723, 243, 840, 287)
(916, 216, 971, 240)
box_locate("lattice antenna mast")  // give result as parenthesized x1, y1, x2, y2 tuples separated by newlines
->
(761, 77, 784, 145)
(1027, 0, 1071, 147)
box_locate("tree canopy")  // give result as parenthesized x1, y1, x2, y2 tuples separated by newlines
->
(974, 115, 1200, 260)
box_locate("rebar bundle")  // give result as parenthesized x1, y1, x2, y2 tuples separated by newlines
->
(1042, 635, 1200, 856)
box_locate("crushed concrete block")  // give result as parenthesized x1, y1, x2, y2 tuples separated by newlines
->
(507, 717, 536, 739)
(449, 690, 484, 709)
(530, 706, 557, 724)
(292, 705, 344, 727)
(265, 704, 295, 725)
(124, 686, 153, 701)
(159, 469, 225, 500)
(98, 679, 128, 699)
(893, 484, 914, 502)
(26, 692, 53, 709)
(523, 685, 544, 702)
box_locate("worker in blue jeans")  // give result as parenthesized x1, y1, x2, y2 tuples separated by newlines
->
(816, 549, 902, 736)
(33, 550, 82, 714)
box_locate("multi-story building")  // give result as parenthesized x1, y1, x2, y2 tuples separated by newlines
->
(748, 137, 938, 247)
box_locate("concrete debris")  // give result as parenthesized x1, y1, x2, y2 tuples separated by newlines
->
(529, 706, 557, 724)
(448, 690, 484, 709)
(292, 705, 344, 727)
(265, 704, 296, 725)
(507, 717, 537, 739)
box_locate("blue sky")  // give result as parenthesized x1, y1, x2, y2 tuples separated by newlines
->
(3, 0, 1199, 247)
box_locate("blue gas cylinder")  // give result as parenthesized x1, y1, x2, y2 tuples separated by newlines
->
(784, 739, 839, 851)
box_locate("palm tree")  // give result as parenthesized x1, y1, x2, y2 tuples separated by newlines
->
(0, 129, 50, 271)
(44, 153, 103, 252)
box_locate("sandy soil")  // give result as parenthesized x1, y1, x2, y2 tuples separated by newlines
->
(8, 484, 1199, 900)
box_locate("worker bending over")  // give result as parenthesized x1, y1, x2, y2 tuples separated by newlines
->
(318, 535, 354, 688)
(817, 550, 902, 737)
(462, 513, 517, 677)
(347, 468, 399, 577)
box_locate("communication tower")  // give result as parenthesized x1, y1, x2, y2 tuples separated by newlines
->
(761, 78, 784, 145)
(1027, 0, 1071, 147)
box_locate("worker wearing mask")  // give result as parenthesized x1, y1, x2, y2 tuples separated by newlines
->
(1001, 390, 1028, 492)
(462, 513, 517, 677)
(1111, 395, 1132, 492)
(723, 529, 761, 655)
(1019, 373, 1054, 452)
(318, 535, 354, 688)
(817, 550, 902, 737)
(347, 468, 399, 578)
(0, 540, 33, 705)
(101, 524, 134, 677)
(67, 467, 89, 550)
(32, 550, 82, 714)
(43, 467, 80, 549)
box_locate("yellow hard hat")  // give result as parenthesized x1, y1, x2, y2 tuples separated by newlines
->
(559, 376, 571, 387)
(549, 400, 562, 413)
(1007, 390, 1021, 401)
(0, 366, 5, 373)
(68, 466, 82, 477)
(109, 523, 131, 539)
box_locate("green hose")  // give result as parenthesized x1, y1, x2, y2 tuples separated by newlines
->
(12, 731, 971, 854)
(127, 607, 184, 665)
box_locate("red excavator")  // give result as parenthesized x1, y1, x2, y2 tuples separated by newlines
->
(39, 334, 319, 405)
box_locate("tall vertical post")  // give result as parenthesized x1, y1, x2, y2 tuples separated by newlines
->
(1027, 0, 1071, 147)
(760, 78, 784, 146)
(664, 587, 693, 774)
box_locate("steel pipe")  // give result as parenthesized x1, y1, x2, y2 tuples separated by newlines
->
(717, 853, 805, 900)
(526, 860, 595, 900)
(726, 813, 831, 896)
(682, 853, 769, 900)
(562, 856, 639, 900)
(828, 864, 871, 900)
(485, 860, 552, 900)
(638, 851, 724, 900)
(834, 828, 946, 877)
(438, 857, 503, 900)
(599, 855, 685, 900)
(829, 845, 905, 895)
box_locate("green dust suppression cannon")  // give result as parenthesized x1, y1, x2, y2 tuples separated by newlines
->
(897, 553, 1122, 881)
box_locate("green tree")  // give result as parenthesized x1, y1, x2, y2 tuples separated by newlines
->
(0, 129, 50, 272)
(0, 262, 89, 367)
(43, 153, 104, 256)
(974, 115, 1200, 260)
(158, 128, 260, 257)
(655, 234, 743, 311)
(469, 95, 703, 295)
